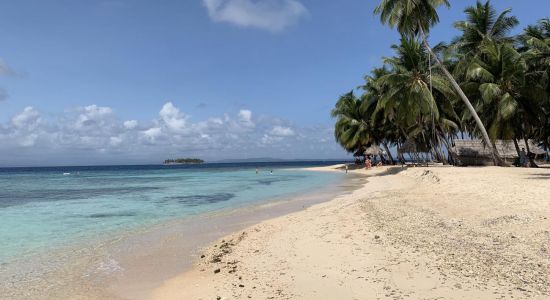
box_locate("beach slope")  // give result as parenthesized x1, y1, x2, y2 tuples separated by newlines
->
(152, 165, 550, 299)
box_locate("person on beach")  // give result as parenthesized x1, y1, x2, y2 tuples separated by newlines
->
(345, 164, 348, 174)
(256, 167, 259, 174)
(519, 148, 528, 167)
(365, 156, 372, 169)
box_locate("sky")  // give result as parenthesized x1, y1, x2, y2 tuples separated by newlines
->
(0, 0, 548, 166)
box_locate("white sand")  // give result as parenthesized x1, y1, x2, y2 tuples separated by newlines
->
(151, 165, 550, 299)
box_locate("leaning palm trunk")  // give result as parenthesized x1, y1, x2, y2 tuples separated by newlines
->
(418, 24, 505, 166)
(513, 138, 521, 159)
(382, 142, 395, 165)
(523, 137, 539, 168)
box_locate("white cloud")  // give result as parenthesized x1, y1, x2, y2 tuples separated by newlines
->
(202, 0, 308, 32)
(123, 120, 138, 129)
(159, 102, 188, 133)
(75, 105, 114, 129)
(109, 136, 123, 146)
(269, 125, 294, 137)
(238, 109, 254, 128)
(12, 107, 40, 129)
(260, 133, 281, 145)
(142, 127, 162, 140)
(0, 102, 346, 166)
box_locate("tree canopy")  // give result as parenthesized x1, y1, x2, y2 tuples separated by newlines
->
(333, 0, 549, 166)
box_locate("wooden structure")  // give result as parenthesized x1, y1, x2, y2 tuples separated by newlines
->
(450, 139, 546, 166)
(363, 145, 382, 156)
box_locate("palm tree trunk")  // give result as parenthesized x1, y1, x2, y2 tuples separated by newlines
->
(382, 142, 395, 165)
(512, 138, 521, 158)
(436, 136, 448, 165)
(523, 137, 539, 168)
(417, 24, 505, 167)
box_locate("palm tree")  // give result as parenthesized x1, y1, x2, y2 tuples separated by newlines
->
(452, 1, 518, 55)
(462, 39, 526, 144)
(331, 92, 373, 153)
(361, 67, 399, 164)
(376, 37, 459, 163)
(374, 0, 505, 165)
(521, 19, 550, 159)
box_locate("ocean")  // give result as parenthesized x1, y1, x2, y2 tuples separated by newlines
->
(0, 161, 347, 265)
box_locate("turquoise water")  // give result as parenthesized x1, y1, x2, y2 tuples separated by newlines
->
(0, 163, 343, 263)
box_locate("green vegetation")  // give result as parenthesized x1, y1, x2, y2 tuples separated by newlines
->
(163, 158, 204, 164)
(332, 0, 550, 167)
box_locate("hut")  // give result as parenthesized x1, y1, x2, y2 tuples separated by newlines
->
(397, 139, 417, 154)
(352, 145, 384, 165)
(363, 145, 382, 156)
(450, 139, 546, 166)
(397, 139, 433, 164)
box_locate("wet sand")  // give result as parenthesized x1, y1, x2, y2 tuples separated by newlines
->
(152, 165, 550, 299)
(1, 170, 363, 300)
(107, 173, 363, 299)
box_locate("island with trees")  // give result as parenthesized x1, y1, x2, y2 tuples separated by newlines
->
(163, 158, 204, 165)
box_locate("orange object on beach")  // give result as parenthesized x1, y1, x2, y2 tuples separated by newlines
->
(365, 159, 372, 169)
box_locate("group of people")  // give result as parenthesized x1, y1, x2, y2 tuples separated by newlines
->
(353, 150, 389, 170)
(364, 155, 383, 169)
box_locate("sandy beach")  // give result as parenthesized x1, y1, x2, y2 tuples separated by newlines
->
(151, 165, 550, 300)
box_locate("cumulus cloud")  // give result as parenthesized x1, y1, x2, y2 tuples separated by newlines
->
(202, 0, 308, 32)
(269, 125, 294, 137)
(237, 109, 254, 128)
(123, 120, 138, 129)
(0, 102, 345, 166)
(159, 102, 190, 133)
(75, 105, 114, 130)
(12, 107, 41, 129)
(142, 127, 163, 142)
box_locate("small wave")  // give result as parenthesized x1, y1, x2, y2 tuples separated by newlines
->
(97, 257, 123, 274)
(163, 193, 235, 206)
(88, 211, 137, 218)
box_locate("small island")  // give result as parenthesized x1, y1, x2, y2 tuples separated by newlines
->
(163, 158, 204, 165)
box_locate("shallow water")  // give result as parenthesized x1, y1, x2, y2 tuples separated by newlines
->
(0, 162, 350, 299)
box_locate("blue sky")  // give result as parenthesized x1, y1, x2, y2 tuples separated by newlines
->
(0, 0, 548, 166)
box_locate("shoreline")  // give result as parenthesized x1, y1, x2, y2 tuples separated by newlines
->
(106, 170, 363, 299)
(1, 167, 359, 300)
(152, 164, 550, 299)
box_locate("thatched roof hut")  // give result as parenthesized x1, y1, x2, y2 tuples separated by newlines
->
(364, 145, 382, 156)
(397, 139, 417, 154)
(353, 145, 383, 157)
(397, 139, 431, 154)
(450, 139, 546, 166)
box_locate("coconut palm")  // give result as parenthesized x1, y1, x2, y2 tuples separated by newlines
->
(331, 91, 373, 153)
(463, 39, 526, 143)
(376, 37, 459, 163)
(374, 0, 505, 165)
(452, 1, 519, 84)
(452, 1, 518, 55)
(521, 18, 550, 157)
(361, 67, 401, 164)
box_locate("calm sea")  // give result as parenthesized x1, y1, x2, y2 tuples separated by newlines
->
(0, 161, 346, 263)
